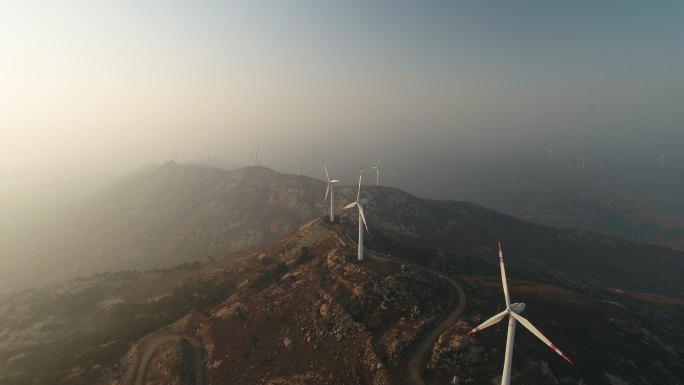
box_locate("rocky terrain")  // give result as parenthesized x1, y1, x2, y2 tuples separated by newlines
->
(0, 258, 237, 385)
(1, 167, 683, 384)
(94, 220, 453, 385)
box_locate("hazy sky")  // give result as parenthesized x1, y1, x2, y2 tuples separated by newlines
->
(2, 1, 683, 183)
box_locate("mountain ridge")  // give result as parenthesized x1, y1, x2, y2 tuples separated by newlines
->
(3, 163, 683, 301)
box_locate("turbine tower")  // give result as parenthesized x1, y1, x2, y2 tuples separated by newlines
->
(295, 158, 301, 176)
(345, 167, 369, 261)
(254, 145, 260, 166)
(372, 160, 380, 186)
(581, 156, 586, 171)
(323, 161, 340, 222)
(467, 242, 573, 385)
(660, 153, 665, 168)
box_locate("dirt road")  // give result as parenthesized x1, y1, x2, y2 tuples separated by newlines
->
(132, 333, 204, 385)
(331, 222, 466, 385)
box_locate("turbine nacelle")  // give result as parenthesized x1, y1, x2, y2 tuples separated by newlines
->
(509, 302, 526, 314)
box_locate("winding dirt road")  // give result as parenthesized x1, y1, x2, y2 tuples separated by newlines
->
(332, 223, 467, 385)
(132, 334, 204, 385)
(401, 259, 466, 385)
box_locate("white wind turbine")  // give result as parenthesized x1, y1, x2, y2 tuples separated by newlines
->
(295, 158, 301, 176)
(372, 160, 380, 186)
(323, 161, 340, 223)
(467, 242, 573, 385)
(581, 156, 586, 171)
(344, 167, 369, 261)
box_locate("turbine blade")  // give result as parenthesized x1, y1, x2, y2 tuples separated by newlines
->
(466, 310, 508, 336)
(323, 161, 330, 181)
(344, 202, 357, 209)
(325, 183, 330, 201)
(499, 242, 511, 307)
(358, 204, 369, 233)
(357, 166, 363, 201)
(510, 312, 574, 365)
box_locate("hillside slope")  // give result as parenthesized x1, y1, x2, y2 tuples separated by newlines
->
(1, 164, 328, 291)
(334, 185, 684, 298)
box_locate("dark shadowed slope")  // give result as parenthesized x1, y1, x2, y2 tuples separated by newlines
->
(333, 185, 684, 298)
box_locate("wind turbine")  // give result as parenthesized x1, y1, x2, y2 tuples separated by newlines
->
(581, 156, 586, 171)
(344, 167, 369, 261)
(252, 145, 260, 166)
(372, 160, 380, 186)
(323, 161, 340, 222)
(467, 242, 573, 385)
(295, 158, 301, 176)
(660, 154, 665, 168)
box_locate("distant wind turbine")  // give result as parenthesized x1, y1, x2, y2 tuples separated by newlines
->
(323, 161, 340, 223)
(467, 242, 573, 385)
(372, 160, 380, 186)
(581, 156, 586, 171)
(344, 167, 369, 261)
(549, 149, 553, 161)
(295, 158, 301, 176)
(660, 154, 665, 168)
